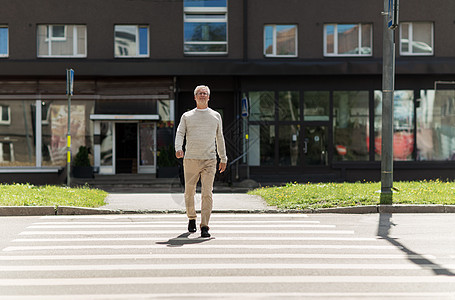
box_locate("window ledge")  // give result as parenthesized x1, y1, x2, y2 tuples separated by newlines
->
(0, 167, 63, 173)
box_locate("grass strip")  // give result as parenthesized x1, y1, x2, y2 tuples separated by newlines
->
(0, 184, 108, 208)
(248, 180, 455, 210)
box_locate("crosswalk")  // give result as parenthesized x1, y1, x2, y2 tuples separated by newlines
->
(1, 213, 455, 299)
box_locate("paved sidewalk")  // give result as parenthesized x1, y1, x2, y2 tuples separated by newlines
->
(101, 193, 276, 212)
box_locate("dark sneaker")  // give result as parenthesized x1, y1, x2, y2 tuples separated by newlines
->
(188, 219, 196, 232)
(201, 226, 211, 238)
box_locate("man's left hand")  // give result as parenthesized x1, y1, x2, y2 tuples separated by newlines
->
(219, 162, 227, 173)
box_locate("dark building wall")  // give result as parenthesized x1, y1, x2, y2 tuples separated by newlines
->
(247, 0, 383, 60)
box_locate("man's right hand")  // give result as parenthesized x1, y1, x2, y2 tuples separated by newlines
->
(175, 150, 184, 158)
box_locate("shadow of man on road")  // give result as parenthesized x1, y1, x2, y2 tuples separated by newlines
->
(378, 213, 454, 276)
(156, 232, 212, 248)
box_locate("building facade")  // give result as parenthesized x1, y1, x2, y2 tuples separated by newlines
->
(0, 0, 454, 185)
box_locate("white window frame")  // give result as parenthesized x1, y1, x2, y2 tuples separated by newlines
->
(0, 105, 11, 125)
(46, 25, 67, 42)
(0, 26, 8, 57)
(114, 25, 149, 58)
(324, 23, 372, 57)
(263, 24, 298, 58)
(399, 22, 434, 56)
(183, 4, 228, 55)
(37, 24, 87, 58)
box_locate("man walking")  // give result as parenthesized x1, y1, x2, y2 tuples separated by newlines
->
(175, 85, 227, 238)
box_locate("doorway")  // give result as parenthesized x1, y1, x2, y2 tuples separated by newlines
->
(115, 123, 138, 173)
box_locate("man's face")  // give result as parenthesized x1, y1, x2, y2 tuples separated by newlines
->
(195, 88, 209, 106)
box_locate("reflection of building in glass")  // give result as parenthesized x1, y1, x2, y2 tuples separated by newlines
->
(0, 101, 36, 166)
(417, 87, 455, 161)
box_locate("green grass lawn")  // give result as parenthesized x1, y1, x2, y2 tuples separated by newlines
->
(0, 184, 108, 208)
(248, 180, 455, 210)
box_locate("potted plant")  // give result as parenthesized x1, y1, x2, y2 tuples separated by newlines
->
(72, 146, 94, 178)
(157, 144, 179, 178)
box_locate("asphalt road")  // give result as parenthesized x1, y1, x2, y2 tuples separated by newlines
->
(0, 213, 454, 299)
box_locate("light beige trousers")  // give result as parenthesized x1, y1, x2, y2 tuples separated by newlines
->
(183, 159, 217, 228)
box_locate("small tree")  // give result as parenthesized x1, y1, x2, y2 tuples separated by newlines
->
(74, 146, 91, 167)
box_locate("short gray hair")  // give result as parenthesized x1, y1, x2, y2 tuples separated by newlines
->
(194, 85, 210, 96)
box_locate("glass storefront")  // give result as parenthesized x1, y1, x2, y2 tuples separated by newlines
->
(245, 87, 455, 168)
(303, 91, 330, 121)
(374, 90, 414, 161)
(278, 125, 300, 166)
(249, 91, 274, 121)
(99, 122, 113, 167)
(41, 100, 94, 166)
(0, 99, 94, 168)
(333, 91, 369, 161)
(417, 89, 455, 161)
(278, 91, 299, 121)
(0, 100, 36, 166)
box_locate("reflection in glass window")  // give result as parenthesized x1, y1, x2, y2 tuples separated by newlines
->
(324, 23, 372, 56)
(248, 124, 274, 166)
(249, 91, 275, 121)
(184, 0, 227, 54)
(100, 122, 113, 166)
(0, 101, 36, 166)
(305, 126, 328, 166)
(417, 89, 455, 161)
(41, 101, 94, 167)
(374, 90, 414, 161)
(184, 0, 226, 7)
(264, 25, 297, 57)
(0, 26, 8, 57)
(400, 22, 433, 55)
(115, 25, 149, 57)
(304, 91, 330, 121)
(37, 25, 87, 57)
(333, 91, 369, 161)
(279, 125, 300, 166)
(278, 91, 299, 121)
(139, 123, 156, 167)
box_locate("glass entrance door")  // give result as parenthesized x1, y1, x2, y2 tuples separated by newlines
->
(303, 125, 328, 166)
(138, 122, 156, 174)
(276, 124, 329, 167)
(115, 123, 138, 173)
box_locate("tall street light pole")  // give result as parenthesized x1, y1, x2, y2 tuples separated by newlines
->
(381, 0, 399, 204)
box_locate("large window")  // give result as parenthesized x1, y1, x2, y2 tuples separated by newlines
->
(0, 26, 8, 57)
(417, 88, 455, 161)
(374, 90, 414, 161)
(114, 25, 149, 58)
(333, 91, 369, 161)
(0, 101, 36, 166)
(400, 22, 433, 56)
(324, 23, 372, 56)
(278, 91, 299, 120)
(264, 25, 297, 57)
(303, 91, 330, 121)
(37, 25, 87, 57)
(249, 91, 274, 121)
(0, 105, 10, 125)
(41, 100, 94, 166)
(183, 0, 227, 55)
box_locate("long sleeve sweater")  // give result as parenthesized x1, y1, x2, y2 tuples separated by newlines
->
(175, 108, 228, 163)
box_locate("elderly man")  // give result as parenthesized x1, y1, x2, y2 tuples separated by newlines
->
(175, 85, 227, 238)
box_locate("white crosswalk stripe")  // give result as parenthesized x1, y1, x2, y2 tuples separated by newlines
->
(1, 213, 454, 299)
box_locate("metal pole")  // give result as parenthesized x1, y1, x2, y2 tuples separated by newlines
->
(66, 69, 73, 187)
(67, 92, 71, 187)
(380, 0, 396, 204)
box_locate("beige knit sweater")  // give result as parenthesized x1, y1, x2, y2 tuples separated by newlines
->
(175, 108, 228, 163)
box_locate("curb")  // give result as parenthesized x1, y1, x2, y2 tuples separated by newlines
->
(1, 205, 455, 216)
